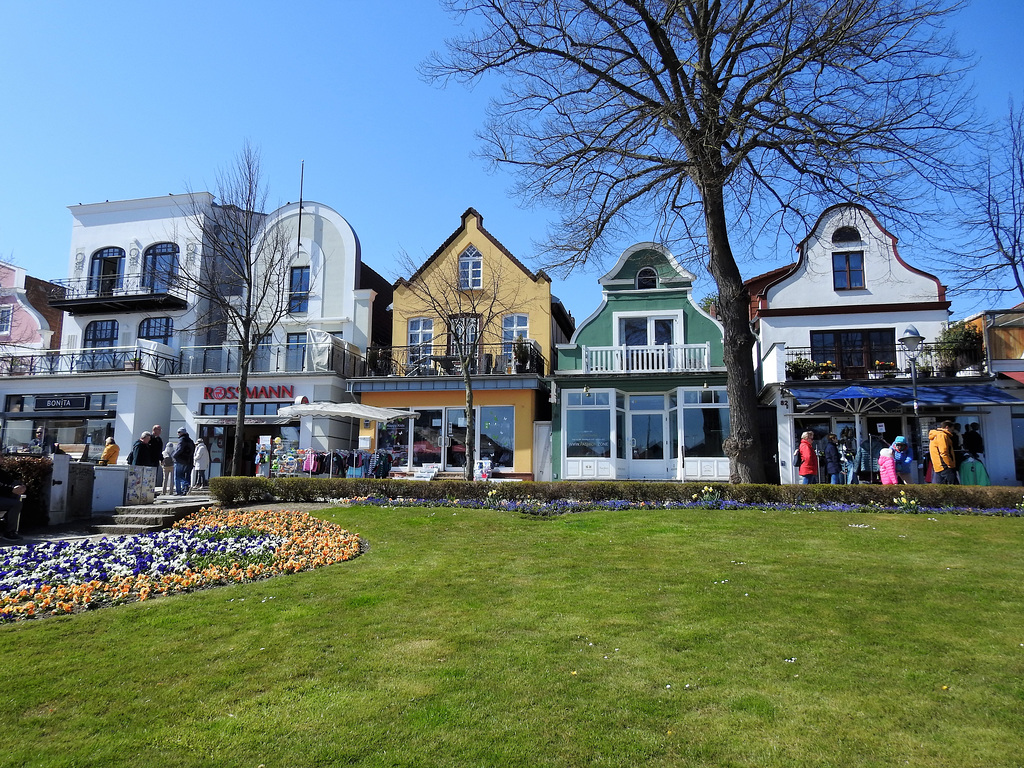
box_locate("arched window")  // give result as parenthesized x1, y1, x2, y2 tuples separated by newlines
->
(832, 227, 860, 243)
(139, 317, 173, 346)
(88, 247, 125, 295)
(636, 267, 658, 290)
(83, 319, 119, 370)
(143, 242, 179, 292)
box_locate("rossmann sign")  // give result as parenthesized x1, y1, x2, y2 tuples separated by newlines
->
(203, 385, 295, 401)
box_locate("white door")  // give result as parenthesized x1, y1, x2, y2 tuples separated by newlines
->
(533, 421, 551, 481)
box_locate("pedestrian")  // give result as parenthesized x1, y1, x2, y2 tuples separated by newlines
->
(795, 430, 819, 484)
(128, 431, 152, 466)
(823, 433, 843, 484)
(99, 436, 119, 465)
(891, 436, 913, 484)
(192, 438, 210, 489)
(839, 427, 858, 485)
(0, 465, 27, 541)
(172, 428, 195, 495)
(161, 441, 176, 496)
(879, 447, 898, 485)
(929, 420, 958, 484)
(963, 422, 984, 459)
(150, 425, 165, 486)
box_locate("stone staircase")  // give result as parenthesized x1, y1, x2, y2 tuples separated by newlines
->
(90, 493, 216, 536)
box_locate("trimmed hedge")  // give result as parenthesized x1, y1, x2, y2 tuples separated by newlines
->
(207, 476, 1024, 513)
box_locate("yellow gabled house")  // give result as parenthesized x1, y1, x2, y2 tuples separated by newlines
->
(352, 208, 574, 479)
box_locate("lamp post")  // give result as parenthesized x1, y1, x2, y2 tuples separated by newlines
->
(900, 325, 925, 480)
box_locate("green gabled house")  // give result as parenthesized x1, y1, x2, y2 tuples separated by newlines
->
(550, 242, 730, 482)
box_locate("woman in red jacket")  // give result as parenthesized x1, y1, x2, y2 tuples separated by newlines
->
(796, 431, 819, 484)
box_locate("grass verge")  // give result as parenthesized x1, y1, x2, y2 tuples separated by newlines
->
(1, 505, 1022, 767)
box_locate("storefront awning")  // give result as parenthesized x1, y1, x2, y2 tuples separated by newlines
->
(193, 416, 296, 426)
(277, 402, 419, 422)
(787, 383, 1023, 410)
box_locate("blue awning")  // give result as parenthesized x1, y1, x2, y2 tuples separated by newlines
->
(787, 383, 1023, 409)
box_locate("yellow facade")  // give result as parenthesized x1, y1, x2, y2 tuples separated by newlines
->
(358, 209, 558, 478)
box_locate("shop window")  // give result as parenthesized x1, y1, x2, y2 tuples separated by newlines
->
(458, 246, 483, 289)
(480, 406, 515, 466)
(143, 242, 179, 292)
(289, 266, 310, 312)
(139, 317, 173, 346)
(566, 410, 611, 458)
(88, 247, 125, 295)
(682, 406, 730, 457)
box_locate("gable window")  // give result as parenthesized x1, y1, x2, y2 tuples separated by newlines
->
(832, 227, 860, 243)
(289, 266, 310, 312)
(139, 317, 173, 346)
(833, 251, 864, 290)
(0, 307, 11, 335)
(636, 267, 658, 290)
(619, 316, 675, 346)
(88, 247, 125, 295)
(459, 246, 483, 289)
(811, 329, 896, 372)
(408, 317, 434, 370)
(143, 242, 179, 292)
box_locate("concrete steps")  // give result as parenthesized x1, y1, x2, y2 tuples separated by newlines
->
(90, 495, 215, 536)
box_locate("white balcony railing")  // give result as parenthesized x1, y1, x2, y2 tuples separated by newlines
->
(583, 343, 710, 373)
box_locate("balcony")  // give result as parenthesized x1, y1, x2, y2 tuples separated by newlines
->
(579, 343, 710, 374)
(48, 274, 189, 315)
(782, 342, 986, 383)
(178, 339, 362, 377)
(0, 347, 179, 376)
(360, 342, 546, 378)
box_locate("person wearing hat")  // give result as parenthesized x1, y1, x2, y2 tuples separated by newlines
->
(192, 437, 211, 490)
(172, 427, 195, 495)
(150, 425, 165, 486)
(891, 436, 914, 484)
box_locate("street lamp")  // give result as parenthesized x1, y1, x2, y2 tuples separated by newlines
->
(899, 325, 926, 481)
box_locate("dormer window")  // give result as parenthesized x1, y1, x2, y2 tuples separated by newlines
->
(459, 246, 483, 289)
(636, 267, 658, 290)
(832, 227, 860, 243)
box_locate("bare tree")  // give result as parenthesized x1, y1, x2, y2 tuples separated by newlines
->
(951, 99, 1024, 303)
(393, 250, 533, 480)
(425, 0, 974, 482)
(182, 143, 300, 475)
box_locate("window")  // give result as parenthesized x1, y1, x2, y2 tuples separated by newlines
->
(0, 307, 11, 335)
(833, 251, 864, 290)
(138, 317, 173, 346)
(832, 227, 860, 243)
(811, 329, 896, 370)
(636, 267, 658, 290)
(459, 246, 483, 289)
(83, 319, 119, 370)
(479, 406, 515, 466)
(619, 316, 675, 346)
(289, 266, 310, 312)
(286, 332, 307, 371)
(408, 317, 434, 369)
(142, 242, 179, 292)
(449, 315, 480, 356)
(502, 314, 529, 358)
(88, 247, 125, 295)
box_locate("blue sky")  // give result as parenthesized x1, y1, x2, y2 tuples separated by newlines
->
(0, 1, 1021, 325)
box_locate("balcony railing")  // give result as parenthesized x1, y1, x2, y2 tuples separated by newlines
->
(581, 343, 710, 374)
(178, 340, 362, 377)
(360, 342, 546, 377)
(0, 347, 179, 376)
(784, 342, 987, 381)
(47, 274, 189, 314)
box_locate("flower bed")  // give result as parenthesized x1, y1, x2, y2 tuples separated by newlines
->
(0, 508, 361, 623)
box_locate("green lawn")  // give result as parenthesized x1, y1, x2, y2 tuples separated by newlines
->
(1, 505, 1023, 767)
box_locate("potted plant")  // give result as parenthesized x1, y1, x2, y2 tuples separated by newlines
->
(872, 359, 898, 378)
(125, 355, 141, 371)
(785, 356, 817, 380)
(935, 321, 984, 376)
(513, 335, 530, 373)
(817, 360, 838, 378)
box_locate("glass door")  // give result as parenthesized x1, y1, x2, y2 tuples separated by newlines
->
(628, 394, 669, 479)
(445, 407, 469, 470)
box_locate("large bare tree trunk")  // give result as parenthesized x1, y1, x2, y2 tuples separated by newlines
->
(703, 184, 764, 483)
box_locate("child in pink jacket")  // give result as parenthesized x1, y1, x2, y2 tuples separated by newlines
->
(878, 447, 898, 485)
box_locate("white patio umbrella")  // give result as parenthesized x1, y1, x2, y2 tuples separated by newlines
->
(277, 402, 419, 422)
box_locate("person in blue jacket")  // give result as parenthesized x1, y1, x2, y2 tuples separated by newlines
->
(891, 436, 914, 484)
